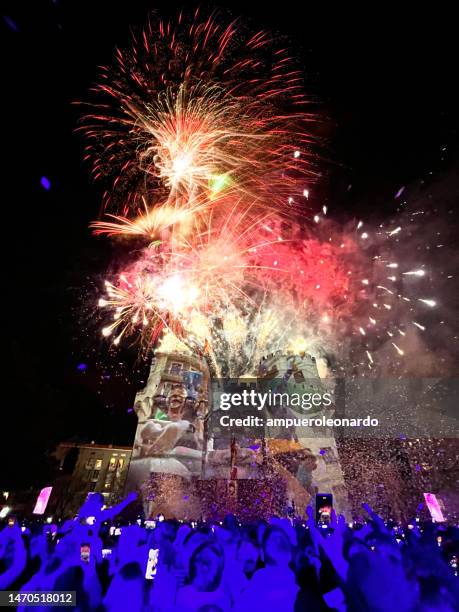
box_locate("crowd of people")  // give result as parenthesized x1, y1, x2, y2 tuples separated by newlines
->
(0, 492, 458, 611)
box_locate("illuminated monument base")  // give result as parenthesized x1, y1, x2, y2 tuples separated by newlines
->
(126, 344, 350, 519)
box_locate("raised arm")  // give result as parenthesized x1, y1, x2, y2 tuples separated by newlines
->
(100, 491, 138, 521)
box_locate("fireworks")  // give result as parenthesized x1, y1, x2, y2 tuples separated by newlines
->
(96, 210, 281, 369)
(91, 203, 196, 239)
(95, 204, 435, 374)
(80, 10, 315, 215)
(83, 10, 441, 376)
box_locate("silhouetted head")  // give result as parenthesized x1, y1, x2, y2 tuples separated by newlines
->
(189, 542, 224, 592)
(262, 526, 293, 567)
(236, 537, 259, 577)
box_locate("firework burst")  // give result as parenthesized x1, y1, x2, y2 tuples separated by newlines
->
(96, 210, 280, 360)
(80, 9, 315, 215)
(83, 10, 442, 377)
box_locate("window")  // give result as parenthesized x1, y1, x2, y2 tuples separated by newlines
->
(320, 447, 337, 464)
(105, 472, 115, 490)
(161, 383, 171, 396)
(108, 457, 117, 472)
(169, 362, 183, 375)
(294, 371, 305, 383)
(85, 453, 96, 470)
(95, 459, 102, 469)
(116, 458, 125, 478)
(89, 482, 97, 492)
(91, 470, 100, 482)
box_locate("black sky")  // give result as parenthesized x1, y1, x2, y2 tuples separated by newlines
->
(2, 1, 458, 489)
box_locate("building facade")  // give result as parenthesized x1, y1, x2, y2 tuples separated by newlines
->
(126, 347, 210, 518)
(53, 443, 132, 517)
(126, 342, 350, 519)
(257, 350, 350, 517)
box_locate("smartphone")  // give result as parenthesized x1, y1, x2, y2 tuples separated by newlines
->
(145, 548, 159, 580)
(80, 543, 91, 563)
(102, 548, 112, 558)
(316, 493, 333, 523)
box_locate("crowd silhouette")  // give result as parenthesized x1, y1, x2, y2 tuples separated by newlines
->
(0, 492, 458, 611)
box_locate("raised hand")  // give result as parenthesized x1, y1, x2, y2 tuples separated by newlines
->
(305, 505, 348, 582)
(125, 490, 138, 503)
(362, 503, 390, 534)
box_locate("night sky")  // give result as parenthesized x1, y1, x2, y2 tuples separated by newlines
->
(2, 1, 457, 490)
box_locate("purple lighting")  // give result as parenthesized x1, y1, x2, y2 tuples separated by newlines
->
(40, 176, 51, 190)
(3, 16, 19, 32)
